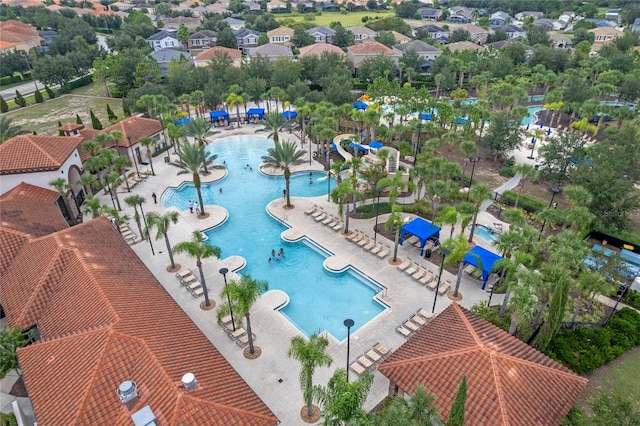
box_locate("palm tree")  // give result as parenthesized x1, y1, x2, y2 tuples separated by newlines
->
(0, 116, 27, 143)
(385, 205, 404, 262)
(102, 206, 130, 230)
(181, 116, 216, 174)
(436, 206, 458, 238)
(513, 163, 537, 208)
(139, 136, 156, 176)
(77, 174, 99, 197)
(219, 274, 268, 355)
(442, 234, 472, 298)
(312, 369, 373, 426)
(467, 184, 492, 243)
(261, 140, 306, 208)
(113, 155, 132, 191)
(377, 170, 415, 205)
(507, 268, 540, 335)
(288, 333, 333, 419)
(170, 142, 216, 217)
(173, 230, 221, 308)
(82, 195, 102, 219)
(262, 111, 286, 143)
(372, 384, 440, 425)
(332, 180, 358, 234)
(105, 171, 123, 210)
(49, 177, 77, 225)
(226, 92, 244, 128)
(124, 194, 145, 240)
(145, 211, 180, 271)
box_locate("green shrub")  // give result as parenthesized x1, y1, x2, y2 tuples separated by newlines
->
(90, 109, 102, 130)
(622, 289, 640, 310)
(106, 103, 117, 122)
(0, 96, 8, 113)
(500, 190, 546, 213)
(499, 156, 516, 177)
(34, 88, 43, 103)
(76, 114, 83, 125)
(44, 85, 55, 99)
(14, 90, 26, 107)
(0, 412, 18, 426)
(355, 201, 392, 218)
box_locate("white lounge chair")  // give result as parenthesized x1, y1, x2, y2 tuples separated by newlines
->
(357, 355, 373, 369)
(411, 314, 427, 326)
(191, 287, 204, 297)
(314, 213, 327, 222)
(417, 308, 434, 321)
(377, 245, 390, 259)
(397, 258, 412, 271)
(181, 274, 198, 285)
(405, 262, 419, 276)
(396, 325, 411, 337)
(412, 267, 426, 281)
(346, 230, 361, 241)
(186, 281, 201, 291)
(438, 280, 451, 295)
(357, 236, 371, 247)
(305, 205, 317, 215)
(363, 240, 376, 251)
(404, 320, 420, 332)
(419, 271, 434, 286)
(176, 269, 192, 279)
(365, 349, 381, 363)
(374, 343, 390, 357)
(350, 361, 366, 375)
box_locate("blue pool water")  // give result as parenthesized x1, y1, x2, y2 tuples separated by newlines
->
(468, 224, 499, 243)
(162, 136, 386, 340)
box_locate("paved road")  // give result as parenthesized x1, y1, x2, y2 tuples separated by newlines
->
(0, 80, 52, 100)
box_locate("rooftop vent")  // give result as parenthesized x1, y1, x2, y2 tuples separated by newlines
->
(130, 405, 157, 426)
(117, 381, 139, 405)
(181, 373, 198, 391)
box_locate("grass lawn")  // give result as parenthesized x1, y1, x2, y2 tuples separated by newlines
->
(277, 10, 395, 27)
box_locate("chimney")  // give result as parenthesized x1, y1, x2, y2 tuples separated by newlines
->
(181, 373, 198, 391)
(117, 380, 139, 408)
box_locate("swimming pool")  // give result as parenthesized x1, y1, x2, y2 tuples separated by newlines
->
(468, 224, 499, 244)
(162, 135, 387, 341)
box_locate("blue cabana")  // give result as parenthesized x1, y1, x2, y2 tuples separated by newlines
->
(400, 218, 441, 255)
(420, 113, 432, 121)
(247, 108, 265, 120)
(463, 246, 503, 289)
(282, 110, 298, 120)
(210, 110, 229, 123)
(174, 117, 191, 126)
(369, 141, 383, 149)
(352, 100, 368, 110)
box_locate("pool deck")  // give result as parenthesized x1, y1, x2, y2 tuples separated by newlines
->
(98, 128, 505, 425)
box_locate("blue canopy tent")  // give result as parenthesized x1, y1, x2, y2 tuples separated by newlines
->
(174, 117, 191, 126)
(400, 218, 441, 256)
(420, 113, 433, 121)
(463, 246, 503, 289)
(369, 141, 383, 149)
(210, 110, 229, 124)
(352, 100, 368, 110)
(247, 108, 265, 120)
(282, 111, 298, 120)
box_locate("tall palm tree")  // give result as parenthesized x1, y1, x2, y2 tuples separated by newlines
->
(512, 163, 537, 208)
(226, 92, 244, 128)
(436, 206, 458, 238)
(77, 174, 99, 197)
(49, 177, 77, 225)
(145, 211, 180, 271)
(442, 234, 472, 298)
(467, 184, 492, 243)
(82, 195, 102, 219)
(262, 111, 286, 143)
(170, 142, 216, 217)
(139, 136, 156, 176)
(288, 333, 333, 419)
(312, 369, 373, 426)
(385, 205, 404, 262)
(124, 194, 145, 240)
(181, 117, 216, 173)
(0, 116, 27, 143)
(173, 230, 221, 308)
(219, 274, 268, 355)
(507, 268, 540, 335)
(261, 140, 306, 208)
(113, 155, 132, 191)
(377, 170, 415, 206)
(372, 384, 440, 425)
(105, 171, 123, 210)
(332, 180, 358, 234)
(102, 206, 130, 230)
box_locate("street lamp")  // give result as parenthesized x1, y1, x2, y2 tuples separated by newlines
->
(466, 156, 481, 201)
(128, 136, 140, 179)
(538, 187, 561, 240)
(137, 199, 155, 255)
(432, 248, 450, 313)
(527, 137, 536, 160)
(374, 188, 382, 242)
(219, 267, 235, 331)
(103, 177, 117, 210)
(344, 318, 354, 377)
(327, 151, 331, 202)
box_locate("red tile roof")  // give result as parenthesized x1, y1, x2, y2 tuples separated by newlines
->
(347, 40, 400, 56)
(0, 135, 80, 174)
(377, 303, 587, 425)
(195, 46, 242, 62)
(2, 218, 277, 425)
(104, 116, 163, 147)
(298, 43, 346, 58)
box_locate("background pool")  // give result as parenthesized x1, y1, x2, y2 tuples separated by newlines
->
(469, 224, 499, 243)
(162, 135, 386, 340)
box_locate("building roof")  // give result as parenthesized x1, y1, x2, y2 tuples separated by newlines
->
(347, 40, 400, 56)
(460, 23, 490, 34)
(267, 27, 294, 37)
(0, 135, 79, 175)
(390, 30, 412, 43)
(190, 29, 217, 39)
(345, 25, 377, 36)
(234, 28, 260, 38)
(163, 16, 200, 25)
(150, 48, 192, 63)
(446, 41, 485, 52)
(2, 218, 278, 425)
(146, 29, 179, 41)
(306, 26, 336, 36)
(417, 24, 447, 33)
(418, 8, 442, 17)
(0, 183, 68, 240)
(588, 27, 623, 36)
(247, 43, 293, 58)
(223, 17, 245, 26)
(377, 303, 587, 426)
(298, 42, 346, 57)
(195, 45, 242, 62)
(105, 116, 163, 146)
(394, 39, 440, 53)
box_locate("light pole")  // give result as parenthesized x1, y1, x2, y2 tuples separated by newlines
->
(128, 136, 141, 179)
(327, 151, 331, 202)
(606, 283, 630, 324)
(137, 199, 155, 255)
(538, 187, 561, 240)
(432, 248, 450, 313)
(527, 137, 536, 160)
(466, 156, 481, 201)
(344, 318, 354, 377)
(219, 267, 235, 331)
(374, 188, 382, 242)
(103, 177, 117, 210)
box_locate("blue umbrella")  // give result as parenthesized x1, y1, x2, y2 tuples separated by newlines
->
(526, 123, 530, 130)
(547, 128, 552, 135)
(540, 121, 544, 128)
(369, 141, 383, 149)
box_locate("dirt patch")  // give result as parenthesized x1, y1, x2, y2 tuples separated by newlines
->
(10, 376, 28, 397)
(166, 264, 181, 273)
(200, 300, 216, 310)
(300, 405, 321, 423)
(243, 346, 262, 359)
(448, 290, 463, 302)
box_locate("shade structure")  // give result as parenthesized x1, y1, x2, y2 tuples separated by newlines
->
(463, 246, 503, 289)
(210, 110, 229, 123)
(420, 113, 432, 121)
(349, 141, 369, 152)
(400, 218, 441, 255)
(282, 110, 298, 120)
(369, 141, 383, 149)
(352, 100, 368, 110)
(247, 108, 265, 119)
(174, 117, 191, 126)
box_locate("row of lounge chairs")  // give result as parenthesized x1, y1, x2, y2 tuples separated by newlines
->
(346, 229, 391, 259)
(350, 342, 391, 375)
(396, 308, 434, 338)
(219, 314, 255, 348)
(397, 257, 451, 295)
(175, 269, 204, 298)
(119, 224, 137, 245)
(306, 205, 344, 231)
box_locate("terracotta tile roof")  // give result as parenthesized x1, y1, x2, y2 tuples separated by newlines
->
(446, 41, 485, 52)
(58, 123, 84, 132)
(0, 228, 29, 275)
(298, 43, 346, 57)
(195, 45, 243, 62)
(377, 303, 587, 426)
(0, 183, 68, 240)
(267, 27, 294, 37)
(0, 135, 80, 174)
(0, 40, 17, 50)
(3, 218, 278, 425)
(347, 40, 400, 56)
(103, 116, 163, 147)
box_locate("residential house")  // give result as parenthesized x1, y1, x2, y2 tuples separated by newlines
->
(390, 30, 412, 44)
(493, 24, 527, 39)
(321, 3, 340, 12)
(488, 11, 511, 26)
(234, 28, 260, 51)
(0, 20, 41, 53)
(194, 45, 243, 68)
(346, 40, 401, 68)
(486, 38, 532, 56)
(267, 27, 294, 44)
(393, 39, 441, 61)
(223, 17, 245, 30)
(146, 29, 180, 51)
(188, 30, 217, 50)
(267, 0, 288, 12)
(346, 26, 378, 42)
(245, 1, 263, 12)
(150, 48, 193, 77)
(445, 40, 485, 53)
(297, 42, 346, 58)
(35, 29, 57, 54)
(377, 304, 588, 426)
(515, 11, 543, 20)
(446, 6, 473, 24)
(589, 27, 623, 50)
(584, 19, 617, 28)
(306, 26, 336, 44)
(605, 9, 622, 22)
(532, 18, 566, 31)
(548, 32, 573, 49)
(558, 11, 576, 24)
(632, 18, 640, 32)
(460, 23, 490, 44)
(0, 213, 279, 425)
(413, 24, 449, 44)
(247, 43, 293, 62)
(163, 16, 201, 31)
(417, 8, 442, 21)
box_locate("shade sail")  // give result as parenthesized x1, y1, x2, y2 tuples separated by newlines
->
(209, 110, 229, 122)
(282, 110, 298, 119)
(247, 108, 265, 119)
(463, 246, 503, 289)
(174, 117, 190, 126)
(420, 113, 433, 121)
(369, 141, 383, 148)
(400, 218, 441, 255)
(352, 100, 368, 110)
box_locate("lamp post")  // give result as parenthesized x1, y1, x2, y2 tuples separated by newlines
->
(432, 248, 450, 313)
(343, 318, 354, 377)
(466, 156, 481, 201)
(538, 187, 561, 240)
(219, 267, 235, 331)
(137, 199, 155, 255)
(527, 137, 536, 160)
(327, 151, 331, 202)
(374, 188, 382, 242)
(104, 177, 117, 210)
(606, 282, 629, 324)
(128, 136, 141, 179)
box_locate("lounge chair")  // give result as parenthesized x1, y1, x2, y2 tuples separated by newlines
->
(311, 208, 324, 218)
(181, 274, 198, 285)
(357, 355, 373, 369)
(365, 349, 381, 363)
(322, 215, 334, 225)
(412, 267, 426, 281)
(397, 258, 412, 271)
(350, 361, 366, 375)
(410, 314, 427, 326)
(314, 213, 327, 222)
(396, 324, 412, 337)
(374, 343, 390, 357)
(419, 271, 434, 286)
(377, 245, 390, 259)
(369, 243, 382, 254)
(404, 320, 420, 332)
(405, 262, 419, 276)
(350, 233, 364, 243)
(427, 278, 439, 291)
(236, 333, 255, 348)
(186, 281, 202, 291)
(305, 205, 317, 215)
(363, 239, 376, 251)
(229, 327, 247, 339)
(357, 236, 371, 247)
(331, 221, 343, 231)
(176, 269, 192, 279)
(438, 280, 451, 295)
(191, 287, 204, 297)
(406, 236, 419, 245)
(346, 230, 361, 241)
(219, 314, 233, 325)
(417, 309, 434, 321)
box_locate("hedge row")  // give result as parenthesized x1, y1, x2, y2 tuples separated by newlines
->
(0, 72, 31, 87)
(500, 190, 547, 214)
(60, 74, 93, 93)
(544, 308, 640, 374)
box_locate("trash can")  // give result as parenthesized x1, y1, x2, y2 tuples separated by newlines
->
(164, 156, 170, 163)
(424, 249, 432, 259)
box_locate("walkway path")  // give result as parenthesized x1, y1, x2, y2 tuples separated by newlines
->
(480, 173, 521, 211)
